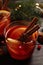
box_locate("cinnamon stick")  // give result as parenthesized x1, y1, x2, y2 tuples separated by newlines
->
(24, 17, 38, 33)
(24, 24, 40, 37)
(19, 24, 40, 42)
(1, 0, 9, 10)
(18, 17, 38, 42)
(0, 0, 3, 10)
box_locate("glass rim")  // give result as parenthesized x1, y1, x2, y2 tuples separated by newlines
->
(4, 20, 28, 38)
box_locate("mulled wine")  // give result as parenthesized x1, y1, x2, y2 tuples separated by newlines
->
(0, 10, 10, 44)
(4, 17, 40, 60)
(5, 25, 38, 60)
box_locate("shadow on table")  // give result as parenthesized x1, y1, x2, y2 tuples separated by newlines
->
(0, 52, 32, 65)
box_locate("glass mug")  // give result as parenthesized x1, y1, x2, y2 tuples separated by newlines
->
(4, 21, 38, 60)
(0, 10, 10, 44)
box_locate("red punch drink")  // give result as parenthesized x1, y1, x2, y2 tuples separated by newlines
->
(5, 24, 38, 60)
(0, 10, 10, 44)
(0, 10, 10, 35)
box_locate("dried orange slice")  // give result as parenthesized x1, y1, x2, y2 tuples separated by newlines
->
(0, 10, 10, 18)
